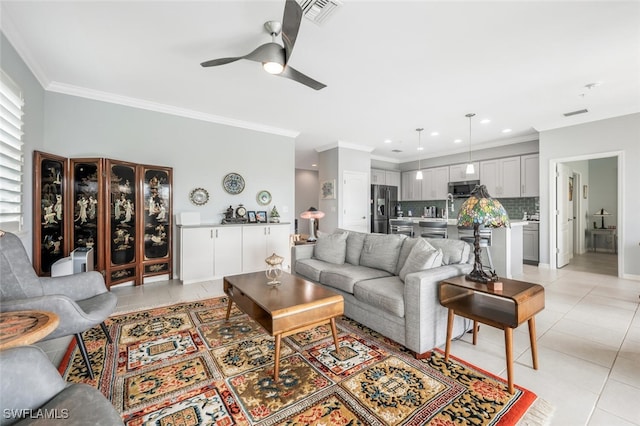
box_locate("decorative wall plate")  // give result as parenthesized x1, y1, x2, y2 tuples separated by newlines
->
(189, 187, 209, 206)
(257, 190, 272, 205)
(222, 173, 245, 194)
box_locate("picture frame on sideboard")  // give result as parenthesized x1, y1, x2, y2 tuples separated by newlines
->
(247, 211, 257, 223)
(256, 211, 267, 223)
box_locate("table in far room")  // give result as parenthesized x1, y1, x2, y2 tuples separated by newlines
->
(224, 271, 344, 379)
(438, 275, 545, 394)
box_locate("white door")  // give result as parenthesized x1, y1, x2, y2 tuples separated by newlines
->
(556, 163, 574, 268)
(342, 170, 369, 232)
(242, 225, 267, 273)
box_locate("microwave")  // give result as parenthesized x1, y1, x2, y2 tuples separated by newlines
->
(448, 180, 480, 198)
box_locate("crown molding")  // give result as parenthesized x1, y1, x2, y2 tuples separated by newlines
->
(0, 11, 50, 88)
(46, 82, 300, 138)
(315, 140, 375, 153)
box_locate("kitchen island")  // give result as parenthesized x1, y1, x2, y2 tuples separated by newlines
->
(390, 217, 528, 278)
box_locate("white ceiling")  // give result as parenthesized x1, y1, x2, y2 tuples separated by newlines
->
(2, 1, 639, 170)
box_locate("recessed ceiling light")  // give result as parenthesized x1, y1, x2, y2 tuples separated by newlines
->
(454, 139, 462, 144)
(417, 146, 424, 151)
(502, 128, 512, 133)
(311, 163, 317, 167)
(384, 139, 392, 144)
(430, 131, 439, 136)
(480, 119, 491, 124)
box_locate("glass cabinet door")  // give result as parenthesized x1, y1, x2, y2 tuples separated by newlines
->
(33, 151, 69, 275)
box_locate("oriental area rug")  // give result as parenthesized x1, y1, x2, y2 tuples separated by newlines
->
(59, 297, 552, 425)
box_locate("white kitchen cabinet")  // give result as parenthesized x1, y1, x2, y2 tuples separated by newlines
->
(480, 156, 521, 198)
(523, 222, 539, 263)
(371, 169, 385, 184)
(449, 162, 479, 181)
(179, 225, 242, 284)
(385, 170, 401, 187)
(371, 169, 400, 188)
(242, 224, 291, 273)
(520, 154, 539, 197)
(401, 171, 422, 201)
(420, 166, 449, 200)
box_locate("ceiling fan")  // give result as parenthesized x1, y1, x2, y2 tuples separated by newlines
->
(200, 0, 326, 90)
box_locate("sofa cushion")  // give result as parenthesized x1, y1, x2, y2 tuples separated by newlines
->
(399, 239, 443, 281)
(353, 276, 405, 318)
(359, 233, 406, 274)
(339, 229, 367, 265)
(295, 258, 328, 282)
(425, 238, 471, 265)
(313, 232, 348, 264)
(395, 237, 437, 275)
(320, 264, 392, 294)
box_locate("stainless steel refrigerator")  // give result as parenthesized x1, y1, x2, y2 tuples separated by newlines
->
(371, 184, 398, 234)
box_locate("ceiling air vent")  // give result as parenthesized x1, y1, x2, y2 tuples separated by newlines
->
(563, 109, 589, 117)
(391, 149, 402, 153)
(297, 0, 343, 25)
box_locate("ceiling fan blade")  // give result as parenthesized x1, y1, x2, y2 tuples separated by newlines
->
(281, 0, 303, 63)
(201, 43, 284, 68)
(278, 65, 326, 90)
(200, 57, 243, 67)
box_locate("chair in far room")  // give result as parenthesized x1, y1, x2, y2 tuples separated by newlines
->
(0, 231, 117, 379)
(419, 221, 448, 238)
(390, 219, 414, 237)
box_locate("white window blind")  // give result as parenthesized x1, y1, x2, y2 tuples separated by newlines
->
(0, 69, 24, 233)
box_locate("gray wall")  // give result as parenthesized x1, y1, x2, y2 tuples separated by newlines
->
(540, 113, 640, 279)
(3, 32, 295, 274)
(1, 32, 45, 246)
(295, 168, 319, 232)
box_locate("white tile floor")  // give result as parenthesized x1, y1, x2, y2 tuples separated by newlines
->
(37, 264, 640, 426)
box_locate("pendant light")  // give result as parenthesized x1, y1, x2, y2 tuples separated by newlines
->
(465, 113, 476, 175)
(415, 128, 424, 180)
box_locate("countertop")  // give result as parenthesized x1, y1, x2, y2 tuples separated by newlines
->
(391, 217, 533, 227)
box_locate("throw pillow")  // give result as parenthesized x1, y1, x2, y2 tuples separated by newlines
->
(313, 231, 348, 264)
(399, 239, 443, 281)
(395, 237, 436, 275)
(359, 233, 405, 273)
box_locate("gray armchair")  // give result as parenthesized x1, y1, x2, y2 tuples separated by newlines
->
(0, 231, 117, 379)
(0, 345, 123, 425)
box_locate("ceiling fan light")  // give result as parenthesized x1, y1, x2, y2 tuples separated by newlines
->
(466, 163, 475, 174)
(263, 61, 284, 74)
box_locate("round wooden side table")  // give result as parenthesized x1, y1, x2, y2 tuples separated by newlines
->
(0, 310, 60, 350)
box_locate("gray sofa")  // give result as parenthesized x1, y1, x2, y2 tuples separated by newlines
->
(291, 229, 473, 357)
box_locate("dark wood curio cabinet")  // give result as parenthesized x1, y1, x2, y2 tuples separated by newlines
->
(33, 151, 172, 288)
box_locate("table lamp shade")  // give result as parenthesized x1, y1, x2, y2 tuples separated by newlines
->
(300, 207, 325, 242)
(457, 185, 510, 283)
(593, 208, 611, 229)
(457, 186, 510, 229)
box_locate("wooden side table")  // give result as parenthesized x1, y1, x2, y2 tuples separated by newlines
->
(0, 310, 60, 350)
(438, 276, 545, 394)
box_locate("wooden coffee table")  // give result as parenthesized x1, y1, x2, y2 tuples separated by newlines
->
(224, 271, 344, 379)
(438, 275, 545, 394)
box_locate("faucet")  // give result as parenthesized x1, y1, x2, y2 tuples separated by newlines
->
(445, 193, 454, 220)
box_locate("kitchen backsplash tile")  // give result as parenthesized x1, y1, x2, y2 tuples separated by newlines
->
(399, 197, 539, 221)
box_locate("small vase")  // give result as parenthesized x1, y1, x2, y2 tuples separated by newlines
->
(265, 253, 284, 286)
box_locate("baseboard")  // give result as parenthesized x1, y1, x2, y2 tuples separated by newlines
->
(622, 273, 640, 282)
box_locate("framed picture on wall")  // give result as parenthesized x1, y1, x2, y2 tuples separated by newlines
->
(248, 211, 257, 223)
(321, 179, 336, 200)
(256, 211, 267, 223)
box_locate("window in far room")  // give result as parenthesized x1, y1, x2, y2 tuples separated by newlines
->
(0, 69, 24, 233)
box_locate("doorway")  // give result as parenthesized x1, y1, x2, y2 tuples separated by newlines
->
(551, 153, 621, 276)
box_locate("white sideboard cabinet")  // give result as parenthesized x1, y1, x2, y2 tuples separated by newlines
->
(178, 225, 242, 284)
(242, 224, 291, 273)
